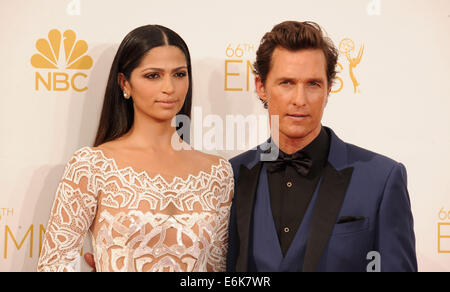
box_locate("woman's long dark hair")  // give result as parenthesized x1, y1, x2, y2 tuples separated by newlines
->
(93, 25, 192, 147)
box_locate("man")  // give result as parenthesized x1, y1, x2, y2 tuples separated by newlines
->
(226, 21, 417, 272)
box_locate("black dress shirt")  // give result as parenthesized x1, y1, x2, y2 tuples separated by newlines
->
(266, 127, 331, 256)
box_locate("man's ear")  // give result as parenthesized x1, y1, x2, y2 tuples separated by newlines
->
(325, 86, 332, 106)
(255, 75, 268, 104)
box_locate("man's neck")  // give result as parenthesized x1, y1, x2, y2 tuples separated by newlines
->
(276, 126, 322, 155)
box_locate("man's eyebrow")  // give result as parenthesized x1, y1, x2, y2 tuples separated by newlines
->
(306, 78, 325, 83)
(274, 77, 296, 82)
(274, 77, 325, 83)
(141, 66, 187, 73)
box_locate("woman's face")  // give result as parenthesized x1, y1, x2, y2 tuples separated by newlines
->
(121, 45, 189, 123)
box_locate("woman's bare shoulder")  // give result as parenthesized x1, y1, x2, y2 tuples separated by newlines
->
(188, 149, 228, 167)
(92, 140, 124, 155)
(94, 140, 118, 150)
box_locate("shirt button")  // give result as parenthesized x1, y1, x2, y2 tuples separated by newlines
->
(286, 182, 293, 188)
(284, 227, 290, 233)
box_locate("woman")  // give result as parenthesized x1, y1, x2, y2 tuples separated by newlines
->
(37, 25, 234, 272)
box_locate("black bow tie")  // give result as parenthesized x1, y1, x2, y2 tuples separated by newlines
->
(266, 151, 313, 176)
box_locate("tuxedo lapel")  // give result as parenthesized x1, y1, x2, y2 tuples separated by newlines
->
(302, 163, 354, 272)
(235, 160, 263, 272)
(302, 128, 355, 272)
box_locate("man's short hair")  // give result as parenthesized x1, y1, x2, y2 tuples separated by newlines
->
(254, 21, 339, 108)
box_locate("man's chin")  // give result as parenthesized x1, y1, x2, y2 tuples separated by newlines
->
(281, 130, 310, 140)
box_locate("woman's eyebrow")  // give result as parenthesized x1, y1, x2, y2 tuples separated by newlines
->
(141, 66, 187, 73)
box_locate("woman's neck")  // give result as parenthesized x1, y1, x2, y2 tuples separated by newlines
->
(121, 113, 179, 151)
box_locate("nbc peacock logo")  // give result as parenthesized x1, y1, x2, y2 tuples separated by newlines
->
(31, 29, 93, 92)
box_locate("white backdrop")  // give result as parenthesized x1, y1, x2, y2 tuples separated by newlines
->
(0, 0, 449, 271)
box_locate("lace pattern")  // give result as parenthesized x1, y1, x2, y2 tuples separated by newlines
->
(37, 147, 234, 272)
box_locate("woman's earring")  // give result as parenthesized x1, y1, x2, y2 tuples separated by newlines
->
(123, 91, 130, 99)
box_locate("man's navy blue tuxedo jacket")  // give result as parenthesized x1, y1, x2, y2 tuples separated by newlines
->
(226, 127, 417, 272)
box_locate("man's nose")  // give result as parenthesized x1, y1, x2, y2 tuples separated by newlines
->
(292, 85, 307, 107)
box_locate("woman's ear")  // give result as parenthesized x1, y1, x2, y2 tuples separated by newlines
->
(117, 73, 130, 94)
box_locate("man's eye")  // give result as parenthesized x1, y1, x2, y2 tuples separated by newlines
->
(280, 80, 292, 85)
(309, 81, 320, 87)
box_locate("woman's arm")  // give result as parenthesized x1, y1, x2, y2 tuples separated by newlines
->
(207, 161, 234, 272)
(37, 148, 98, 272)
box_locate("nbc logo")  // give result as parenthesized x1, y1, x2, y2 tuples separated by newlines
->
(31, 29, 93, 92)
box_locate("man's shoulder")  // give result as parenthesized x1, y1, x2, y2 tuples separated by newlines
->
(346, 142, 399, 163)
(327, 127, 401, 168)
(343, 141, 404, 176)
(229, 148, 259, 170)
(334, 139, 409, 199)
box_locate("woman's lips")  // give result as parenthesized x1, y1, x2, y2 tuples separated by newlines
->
(156, 100, 177, 108)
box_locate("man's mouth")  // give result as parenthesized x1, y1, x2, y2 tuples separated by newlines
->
(287, 114, 309, 118)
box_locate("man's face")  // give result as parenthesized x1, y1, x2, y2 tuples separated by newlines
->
(256, 47, 330, 142)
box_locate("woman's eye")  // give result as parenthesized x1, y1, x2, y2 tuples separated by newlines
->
(145, 73, 160, 79)
(174, 71, 187, 78)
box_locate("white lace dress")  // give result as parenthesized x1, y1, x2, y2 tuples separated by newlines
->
(37, 147, 234, 272)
